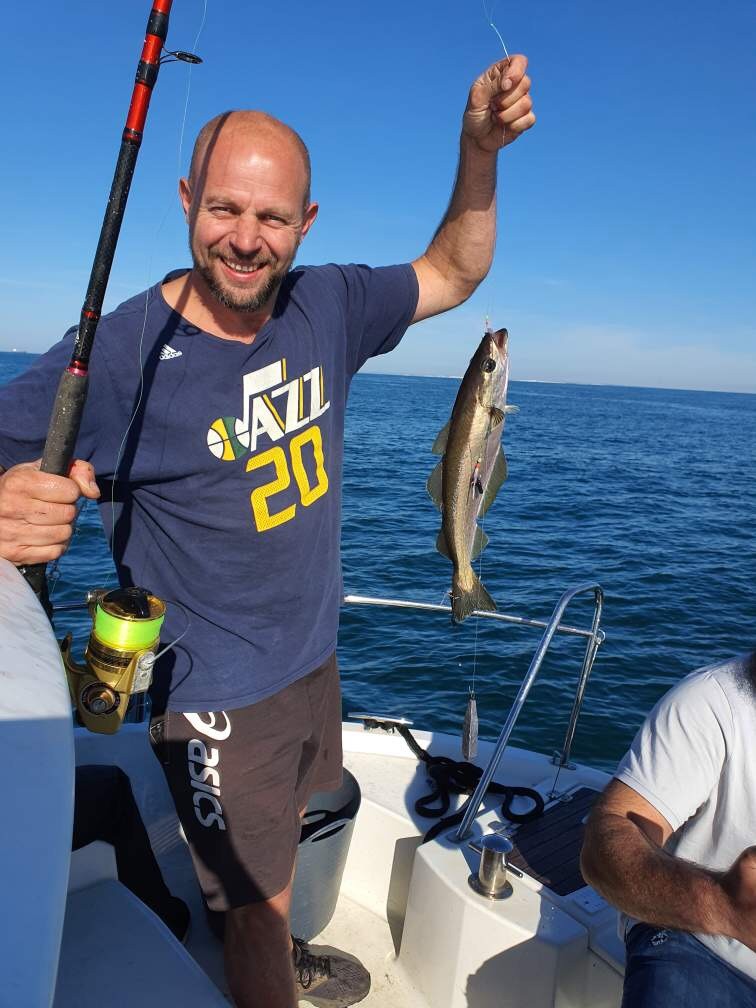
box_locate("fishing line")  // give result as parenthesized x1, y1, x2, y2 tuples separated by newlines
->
(106, 0, 209, 571)
(481, 0, 511, 62)
(176, 0, 208, 181)
(151, 598, 192, 661)
(457, 4, 514, 754)
(479, 0, 511, 369)
(470, 412, 495, 696)
(48, 499, 87, 601)
(464, 396, 500, 756)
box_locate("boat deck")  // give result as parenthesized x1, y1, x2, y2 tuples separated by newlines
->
(68, 721, 622, 1007)
(172, 886, 423, 1007)
(308, 895, 425, 1008)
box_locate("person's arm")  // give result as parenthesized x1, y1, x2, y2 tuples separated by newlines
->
(581, 778, 756, 952)
(411, 55, 535, 323)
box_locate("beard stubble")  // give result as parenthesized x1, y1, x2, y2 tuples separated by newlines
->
(192, 243, 289, 314)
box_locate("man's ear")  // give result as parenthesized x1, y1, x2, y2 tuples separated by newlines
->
(179, 177, 192, 220)
(300, 202, 319, 239)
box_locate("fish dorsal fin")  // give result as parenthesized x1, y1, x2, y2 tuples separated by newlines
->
(436, 526, 452, 559)
(470, 524, 489, 561)
(426, 460, 444, 510)
(431, 420, 451, 456)
(480, 448, 508, 516)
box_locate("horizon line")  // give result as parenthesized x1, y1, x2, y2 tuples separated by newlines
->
(1, 349, 754, 398)
(358, 370, 756, 397)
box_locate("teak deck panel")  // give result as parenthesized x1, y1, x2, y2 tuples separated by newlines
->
(509, 787, 599, 896)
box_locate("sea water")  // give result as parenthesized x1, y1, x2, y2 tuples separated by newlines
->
(2, 352, 754, 771)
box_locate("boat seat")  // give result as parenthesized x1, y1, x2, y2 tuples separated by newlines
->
(53, 879, 228, 1007)
(68, 840, 118, 892)
(589, 914, 626, 975)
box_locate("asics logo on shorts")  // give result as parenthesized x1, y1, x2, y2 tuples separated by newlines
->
(183, 711, 231, 740)
(183, 711, 231, 831)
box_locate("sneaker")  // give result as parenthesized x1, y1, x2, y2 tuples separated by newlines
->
(292, 937, 371, 1007)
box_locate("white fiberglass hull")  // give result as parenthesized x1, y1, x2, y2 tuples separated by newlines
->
(0, 557, 623, 1007)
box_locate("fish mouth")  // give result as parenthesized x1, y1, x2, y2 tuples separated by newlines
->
(492, 327, 508, 351)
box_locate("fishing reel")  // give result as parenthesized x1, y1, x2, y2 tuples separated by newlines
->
(61, 586, 165, 735)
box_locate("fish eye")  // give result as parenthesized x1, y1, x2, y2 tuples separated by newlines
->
(482, 358, 496, 373)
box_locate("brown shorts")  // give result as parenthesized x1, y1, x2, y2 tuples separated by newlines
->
(148, 654, 343, 911)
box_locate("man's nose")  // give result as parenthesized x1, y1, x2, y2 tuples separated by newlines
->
(230, 215, 263, 255)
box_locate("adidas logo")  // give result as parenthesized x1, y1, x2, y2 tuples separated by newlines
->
(159, 344, 183, 361)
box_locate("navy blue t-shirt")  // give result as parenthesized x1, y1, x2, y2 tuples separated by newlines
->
(0, 263, 418, 711)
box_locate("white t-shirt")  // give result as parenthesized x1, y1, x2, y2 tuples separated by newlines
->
(615, 651, 756, 982)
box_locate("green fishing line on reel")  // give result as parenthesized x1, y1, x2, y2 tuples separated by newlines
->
(62, 586, 166, 735)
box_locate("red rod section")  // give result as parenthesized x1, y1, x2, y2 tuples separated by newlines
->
(71, 0, 175, 370)
(125, 1, 173, 137)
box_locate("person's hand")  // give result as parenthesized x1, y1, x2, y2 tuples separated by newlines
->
(0, 459, 100, 565)
(720, 846, 756, 951)
(463, 55, 535, 153)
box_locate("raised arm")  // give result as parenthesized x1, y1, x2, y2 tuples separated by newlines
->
(411, 55, 535, 323)
(581, 778, 756, 951)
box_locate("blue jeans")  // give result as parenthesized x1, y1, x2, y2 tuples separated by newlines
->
(622, 923, 756, 1008)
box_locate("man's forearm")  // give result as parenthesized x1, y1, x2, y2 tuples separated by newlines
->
(422, 136, 498, 301)
(581, 813, 732, 936)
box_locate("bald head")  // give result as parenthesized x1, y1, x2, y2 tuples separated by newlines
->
(188, 110, 312, 207)
(178, 110, 319, 320)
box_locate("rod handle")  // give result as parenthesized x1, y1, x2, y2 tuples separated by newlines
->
(20, 368, 88, 609)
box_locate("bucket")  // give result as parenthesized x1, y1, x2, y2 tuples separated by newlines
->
(203, 768, 361, 942)
(290, 768, 361, 940)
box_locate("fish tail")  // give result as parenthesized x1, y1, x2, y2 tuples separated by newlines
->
(451, 568, 496, 624)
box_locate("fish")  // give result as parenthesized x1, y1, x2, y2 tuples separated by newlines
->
(427, 327, 514, 624)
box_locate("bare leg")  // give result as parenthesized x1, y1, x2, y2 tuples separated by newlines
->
(224, 877, 295, 1008)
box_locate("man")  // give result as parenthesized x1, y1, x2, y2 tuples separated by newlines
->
(581, 651, 756, 1007)
(0, 57, 534, 1008)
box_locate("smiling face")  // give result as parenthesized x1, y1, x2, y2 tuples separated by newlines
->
(180, 112, 318, 316)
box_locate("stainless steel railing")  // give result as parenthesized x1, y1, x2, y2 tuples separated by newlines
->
(343, 583, 605, 842)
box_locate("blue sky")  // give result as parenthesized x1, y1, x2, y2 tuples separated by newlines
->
(1, 0, 754, 392)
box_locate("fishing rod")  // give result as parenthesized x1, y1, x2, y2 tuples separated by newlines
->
(21, 1, 201, 604)
(20, 0, 200, 605)
(18, 1, 202, 734)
